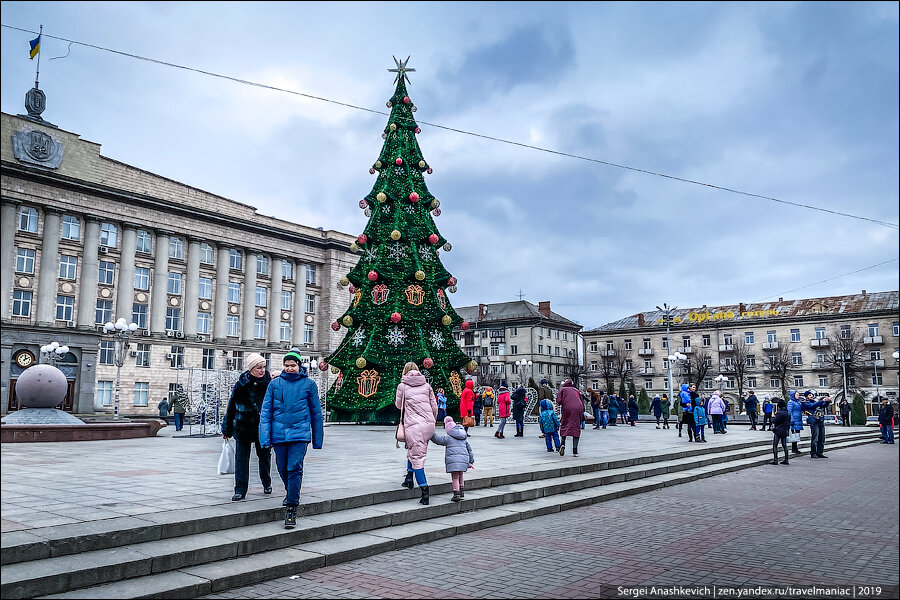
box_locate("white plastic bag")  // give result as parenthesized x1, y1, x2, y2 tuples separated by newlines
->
(218, 439, 235, 474)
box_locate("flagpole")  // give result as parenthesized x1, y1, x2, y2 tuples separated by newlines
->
(34, 24, 43, 89)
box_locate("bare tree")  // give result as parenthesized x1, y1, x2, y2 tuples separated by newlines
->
(765, 342, 798, 402)
(563, 349, 588, 388)
(610, 340, 633, 393)
(690, 348, 713, 389)
(824, 326, 868, 402)
(598, 357, 617, 394)
(729, 339, 752, 411)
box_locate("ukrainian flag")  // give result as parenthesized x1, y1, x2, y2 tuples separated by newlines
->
(29, 34, 41, 59)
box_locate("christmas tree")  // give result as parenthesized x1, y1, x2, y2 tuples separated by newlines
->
(323, 57, 474, 423)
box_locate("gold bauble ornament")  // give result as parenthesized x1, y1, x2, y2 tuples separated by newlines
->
(342, 315, 353, 326)
(468, 360, 478, 371)
(389, 123, 397, 131)
(442, 315, 452, 326)
(376, 192, 387, 203)
(339, 276, 350, 286)
(390, 230, 401, 241)
(431, 199, 440, 209)
(375, 160, 382, 168)
(349, 242, 358, 252)
(355, 357, 367, 369)
(415, 270, 425, 281)
(330, 366, 340, 374)
(418, 160, 426, 168)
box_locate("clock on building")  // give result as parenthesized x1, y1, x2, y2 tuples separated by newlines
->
(14, 349, 36, 369)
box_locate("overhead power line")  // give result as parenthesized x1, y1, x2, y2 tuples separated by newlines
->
(3, 24, 899, 230)
(756, 257, 900, 302)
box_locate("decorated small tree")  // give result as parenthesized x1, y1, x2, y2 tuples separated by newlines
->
(323, 58, 472, 423)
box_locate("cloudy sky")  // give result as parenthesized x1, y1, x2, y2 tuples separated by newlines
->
(2, 1, 897, 329)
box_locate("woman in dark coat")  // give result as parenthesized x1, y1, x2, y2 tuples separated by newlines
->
(627, 395, 639, 426)
(770, 399, 791, 465)
(222, 353, 273, 501)
(511, 386, 528, 437)
(557, 380, 584, 456)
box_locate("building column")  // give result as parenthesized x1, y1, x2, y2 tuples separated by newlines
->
(77, 218, 101, 329)
(268, 255, 283, 346)
(183, 238, 201, 337)
(1, 201, 21, 321)
(36, 209, 61, 326)
(116, 224, 137, 323)
(293, 262, 308, 347)
(213, 244, 229, 342)
(241, 250, 258, 344)
(150, 231, 170, 334)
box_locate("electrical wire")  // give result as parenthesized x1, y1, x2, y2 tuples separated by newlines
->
(756, 258, 900, 302)
(2, 24, 898, 230)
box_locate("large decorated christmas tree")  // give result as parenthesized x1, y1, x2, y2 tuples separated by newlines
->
(324, 57, 474, 423)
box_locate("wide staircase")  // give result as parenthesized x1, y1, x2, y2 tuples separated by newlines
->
(1, 428, 879, 599)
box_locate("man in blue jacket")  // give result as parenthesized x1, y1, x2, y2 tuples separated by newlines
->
(259, 352, 324, 529)
(787, 390, 830, 457)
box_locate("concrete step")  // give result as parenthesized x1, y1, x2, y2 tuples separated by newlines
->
(34, 433, 878, 600)
(1, 430, 877, 599)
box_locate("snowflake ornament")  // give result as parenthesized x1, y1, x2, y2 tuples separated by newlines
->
(417, 244, 434, 262)
(350, 328, 366, 347)
(364, 248, 378, 263)
(429, 329, 445, 349)
(387, 243, 408, 262)
(386, 326, 407, 347)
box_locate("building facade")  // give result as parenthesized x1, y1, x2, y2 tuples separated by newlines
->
(453, 300, 583, 388)
(2, 109, 357, 416)
(582, 291, 899, 416)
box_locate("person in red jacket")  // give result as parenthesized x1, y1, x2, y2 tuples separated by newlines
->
(459, 379, 476, 432)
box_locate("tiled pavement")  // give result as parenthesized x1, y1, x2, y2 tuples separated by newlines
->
(201, 442, 899, 599)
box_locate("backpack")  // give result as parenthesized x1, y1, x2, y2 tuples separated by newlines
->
(482, 394, 494, 407)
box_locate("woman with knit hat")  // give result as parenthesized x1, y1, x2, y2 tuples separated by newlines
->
(259, 351, 323, 529)
(223, 353, 273, 501)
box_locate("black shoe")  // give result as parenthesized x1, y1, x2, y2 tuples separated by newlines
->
(451, 490, 461, 502)
(559, 443, 565, 456)
(573, 451, 579, 457)
(282, 496, 288, 506)
(231, 493, 245, 501)
(284, 506, 297, 529)
(811, 454, 819, 459)
(459, 487, 464, 498)
(402, 471, 414, 489)
(419, 486, 430, 505)
(547, 448, 555, 452)
(769, 460, 778, 465)
(263, 486, 272, 495)
(780, 460, 789, 465)
(817, 454, 828, 458)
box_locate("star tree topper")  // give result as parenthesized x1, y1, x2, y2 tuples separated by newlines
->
(388, 55, 416, 85)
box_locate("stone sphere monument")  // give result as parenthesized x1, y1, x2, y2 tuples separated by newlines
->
(15, 364, 68, 408)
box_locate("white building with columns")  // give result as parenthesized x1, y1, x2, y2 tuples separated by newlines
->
(1, 108, 356, 416)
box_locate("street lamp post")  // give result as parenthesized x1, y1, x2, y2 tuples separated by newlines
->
(515, 359, 533, 388)
(715, 374, 728, 393)
(667, 351, 688, 412)
(40, 341, 70, 366)
(656, 304, 678, 411)
(835, 353, 850, 405)
(103, 317, 138, 420)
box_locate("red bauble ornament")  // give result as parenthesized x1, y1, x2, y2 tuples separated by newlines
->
(368, 270, 378, 281)
(460, 321, 470, 331)
(426, 167, 433, 175)
(428, 234, 439, 244)
(318, 361, 327, 371)
(395, 157, 403, 165)
(358, 199, 368, 209)
(415, 127, 421, 134)
(447, 276, 457, 286)
(391, 312, 402, 323)
(382, 133, 387, 139)
(403, 96, 411, 104)
(357, 234, 367, 244)
(331, 322, 341, 331)
(409, 192, 419, 202)
(369, 168, 375, 175)
(348, 285, 356, 294)
(432, 208, 442, 217)
(423, 357, 434, 369)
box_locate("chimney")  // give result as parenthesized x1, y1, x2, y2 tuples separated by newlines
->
(739, 303, 746, 313)
(637, 314, 645, 326)
(477, 303, 488, 321)
(862, 289, 866, 295)
(538, 301, 552, 317)
(778, 297, 783, 302)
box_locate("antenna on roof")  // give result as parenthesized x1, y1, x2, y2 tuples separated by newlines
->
(517, 289, 525, 301)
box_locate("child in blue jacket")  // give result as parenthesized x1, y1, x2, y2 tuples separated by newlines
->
(538, 399, 561, 452)
(693, 398, 708, 442)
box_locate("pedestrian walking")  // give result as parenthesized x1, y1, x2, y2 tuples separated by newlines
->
(770, 399, 791, 465)
(590, 389, 602, 429)
(157, 397, 169, 419)
(745, 390, 760, 430)
(608, 394, 619, 426)
(460, 379, 476, 432)
(651, 394, 663, 428)
(707, 391, 726, 434)
(721, 396, 730, 433)
(617, 395, 628, 425)
(170, 386, 187, 431)
(598, 391, 610, 429)
(436, 389, 447, 423)
(539, 399, 561, 452)
(879, 397, 895, 444)
(761, 395, 774, 431)
(258, 352, 323, 529)
(482, 387, 495, 427)
(222, 352, 273, 501)
(511, 385, 528, 437)
(679, 384, 696, 441)
(557, 380, 583, 456)
(431, 416, 474, 502)
(473, 390, 484, 427)
(839, 396, 852, 427)
(693, 398, 708, 442)
(627, 395, 639, 426)
(495, 385, 511, 438)
(395, 362, 438, 505)
(660, 393, 671, 429)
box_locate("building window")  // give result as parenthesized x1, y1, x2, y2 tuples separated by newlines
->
(555, 330, 560, 340)
(769, 377, 780, 388)
(745, 331, 755, 344)
(305, 294, 315, 313)
(590, 361, 598, 371)
(12, 290, 32, 316)
(873, 372, 883, 386)
(481, 347, 488, 356)
(767, 331, 777, 343)
(682, 336, 691, 349)
(97, 380, 113, 406)
(61, 215, 80, 240)
(704, 355, 713, 367)
(96, 299, 113, 324)
(197, 312, 211, 334)
(511, 344, 518, 355)
(202, 348, 216, 370)
(791, 352, 802, 366)
(135, 343, 150, 367)
(227, 315, 239, 337)
(254, 319, 266, 339)
(100, 222, 118, 248)
(605, 341, 614, 351)
(554, 347, 560, 356)
(563, 332, 568, 341)
(169, 237, 184, 260)
(538, 363, 545, 374)
(512, 327, 518, 336)
(16, 248, 36, 274)
(222, 282, 239, 304)
(704, 379, 713, 390)
(136, 230, 152, 253)
(99, 341, 115, 365)
(723, 333, 733, 345)
(702, 334, 710, 347)
(868, 323, 879, 337)
(624, 339, 632, 350)
(167, 272, 182, 295)
(56, 295, 74, 321)
(818, 375, 828, 387)
(793, 375, 804, 388)
(169, 346, 184, 368)
(98, 260, 115, 285)
(790, 328, 801, 342)
(133, 382, 150, 407)
(538, 344, 543, 354)
(726, 378, 735, 389)
(257, 255, 269, 276)
(815, 327, 826, 340)
(199, 243, 214, 265)
(165, 308, 181, 331)
(132, 303, 148, 329)
(18, 206, 38, 232)
(282, 259, 293, 280)
(723, 356, 735, 369)
(59, 255, 77, 280)
(840, 324, 851, 339)
(625, 359, 633, 371)
(229, 249, 242, 270)
(281, 291, 292, 311)
(304, 323, 314, 344)
(870, 350, 881, 361)
(588, 342, 597, 353)
(197, 277, 212, 300)
(255, 286, 267, 307)
(747, 376, 757, 388)
(893, 321, 899, 336)
(746, 355, 756, 367)
(134, 267, 150, 290)
(662, 338, 669, 350)
(306, 264, 317, 285)
(280, 322, 291, 342)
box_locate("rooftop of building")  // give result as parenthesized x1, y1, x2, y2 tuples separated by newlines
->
(454, 300, 582, 330)
(585, 290, 899, 334)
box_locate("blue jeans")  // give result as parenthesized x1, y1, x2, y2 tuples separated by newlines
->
(809, 420, 826, 456)
(544, 430, 560, 451)
(599, 410, 609, 427)
(273, 441, 309, 507)
(884, 425, 895, 443)
(173, 413, 184, 430)
(234, 438, 271, 495)
(406, 460, 427, 487)
(592, 407, 600, 426)
(695, 424, 705, 440)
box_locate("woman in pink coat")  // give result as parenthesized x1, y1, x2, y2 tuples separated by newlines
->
(395, 362, 438, 505)
(495, 385, 511, 439)
(557, 380, 585, 456)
